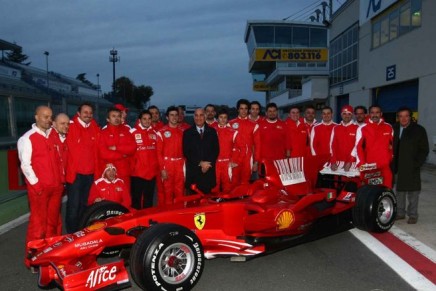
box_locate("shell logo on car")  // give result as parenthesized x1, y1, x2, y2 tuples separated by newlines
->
(275, 210, 294, 230)
(86, 222, 107, 232)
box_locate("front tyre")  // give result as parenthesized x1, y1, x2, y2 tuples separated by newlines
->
(130, 223, 204, 291)
(78, 201, 129, 256)
(352, 185, 397, 233)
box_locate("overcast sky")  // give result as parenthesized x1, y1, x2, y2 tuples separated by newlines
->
(0, 0, 336, 108)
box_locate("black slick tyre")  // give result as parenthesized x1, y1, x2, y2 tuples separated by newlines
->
(78, 201, 129, 256)
(130, 223, 204, 291)
(352, 185, 397, 233)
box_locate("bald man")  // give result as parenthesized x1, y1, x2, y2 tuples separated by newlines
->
(50, 113, 70, 235)
(51, 113, 70, 170)
(18, 106, 64, 268)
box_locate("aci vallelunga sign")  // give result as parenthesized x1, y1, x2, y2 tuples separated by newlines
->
(360, 0, 398, 25)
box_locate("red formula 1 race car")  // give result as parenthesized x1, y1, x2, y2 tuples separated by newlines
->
(27, 158, 397, 291)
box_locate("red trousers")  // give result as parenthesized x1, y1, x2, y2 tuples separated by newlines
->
(159, 159, 185, 205)
(233, 153, 252, 184)
(25, 184, 63, 254)
(213, 160, 234, 193)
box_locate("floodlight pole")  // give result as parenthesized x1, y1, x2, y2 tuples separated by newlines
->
(96, 73, 100, 99)
(109, 49, 119, 97)
(44, 51, 49, 89)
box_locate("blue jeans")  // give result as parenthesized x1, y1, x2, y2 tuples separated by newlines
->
(65, 174, 94, 233)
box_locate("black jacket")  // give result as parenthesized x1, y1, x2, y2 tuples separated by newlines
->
(183, 124, 219, 193)
(392, 122, 429, 191)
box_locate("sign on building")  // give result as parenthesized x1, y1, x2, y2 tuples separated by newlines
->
(386, 65, 396, 81)
(360, 0, 398, 25)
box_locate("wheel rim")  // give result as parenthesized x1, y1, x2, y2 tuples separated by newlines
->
(158, 243, 194, 284)
(378, 196, 394, 224)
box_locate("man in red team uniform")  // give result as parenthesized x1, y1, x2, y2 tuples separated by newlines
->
(353, 105, 394, 187)
(114, 103, 131, 129)
(88, 163, 128, 208)
(49, 113, 70, 185)
(310, 106, 336, 187)
(330, 105, 358, 172)
(148, 105, 165, 130)
(229, 99, 261, 184)
(258, 103, 287, 161)
(178, 105, 191, 130)
(130, 110, 159, 209)
(213, 109, 242, 192)
(18, 106, 64, 267)
(49, 113, 70, 235)
(99, 107, 136, 206)
(285, 106, 308, 158)
(354, 105, 368, 127)
(65, 102, 100, 233)
(205, 104, 218, 127)
(156, 106, 185, 205)
(249, 101, 263, 123)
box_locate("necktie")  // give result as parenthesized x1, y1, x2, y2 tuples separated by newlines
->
(199, 128, 203, 139)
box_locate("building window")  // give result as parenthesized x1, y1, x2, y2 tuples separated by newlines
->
(253, 26, 274, 47)
(372, 0, 421, 49)
(310, 28, 327, 47)
(329, 23, 359, 86)
(0, 96, 11, 138)
(293, 27, 309, 47)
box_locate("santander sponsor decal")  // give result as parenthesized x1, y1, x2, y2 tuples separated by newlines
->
(85, 265, 117, 288)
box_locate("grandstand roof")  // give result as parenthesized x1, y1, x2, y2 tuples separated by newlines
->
(0, 39, 21, 51)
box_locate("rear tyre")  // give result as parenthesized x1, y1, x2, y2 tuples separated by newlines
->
(78, 201, 129, 256)
(130, 223, 204, 291)
(352, 185, 396, 232)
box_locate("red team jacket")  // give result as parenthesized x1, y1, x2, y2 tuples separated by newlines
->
(17, 125, 63, 192)
(330, 121, 359, 164)
(49, 129, 68, 183)
(156, 126, 185, 168)
(215, 125, 242, 163)
(228, 117, 261, 162)
(65, 115, 100, 183)
(130, 124, 159, 180)
(88, 177, 128, 207)
(258, 119, 287, 161)
(285, 118, 309, 158)
(310, 121, 337, 157)
(354, 119, 394, 168)
(99, 124, 137, 178)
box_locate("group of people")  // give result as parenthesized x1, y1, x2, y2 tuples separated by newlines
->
(18, 99, 429, 268)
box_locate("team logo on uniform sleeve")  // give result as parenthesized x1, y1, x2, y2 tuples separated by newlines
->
(135, 133, 143, 143)
(232, 123, 239, 129)
(164, 131, 171, 138)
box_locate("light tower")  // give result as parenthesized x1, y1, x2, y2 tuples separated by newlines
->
(109, 48, 119, 96)
(44, 51, 49, 89)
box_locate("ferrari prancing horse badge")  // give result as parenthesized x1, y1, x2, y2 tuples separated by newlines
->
(194, 213, 206, 230)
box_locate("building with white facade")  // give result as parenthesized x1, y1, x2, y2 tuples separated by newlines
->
(329, 0, 435, 163)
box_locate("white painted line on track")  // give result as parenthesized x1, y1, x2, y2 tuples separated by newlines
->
(0, 196, 67, 236)
(0, 213, 29, 236)
(350, 228, 436, 291)
(390, 225, 436, 264)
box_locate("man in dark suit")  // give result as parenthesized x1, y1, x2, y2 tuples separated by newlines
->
(392, 107, 429, 224)
(183, 108, 219, 194)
